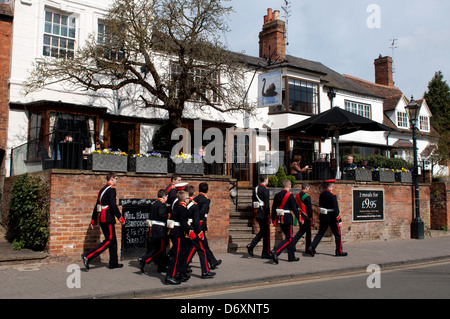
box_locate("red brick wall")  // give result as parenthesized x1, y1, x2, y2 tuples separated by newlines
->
(0, 8, 12, 152)
(2, 171, 438, 261)
(294, 181, 431, 242)
(2, 170, 233, 262)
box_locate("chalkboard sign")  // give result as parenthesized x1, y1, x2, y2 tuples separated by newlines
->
(352, 189, 384, 222)
(119, 199, 154, 259)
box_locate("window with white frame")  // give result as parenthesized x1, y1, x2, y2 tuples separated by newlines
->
(43, 10, 76, 58)
(97, 20, 124, 60)
(397, 111, 409, 128)
(287, 78, 318, 114)
(170, 62, 219, 103)
(419, 116, 430, 132)
(345, 100, 372, 119)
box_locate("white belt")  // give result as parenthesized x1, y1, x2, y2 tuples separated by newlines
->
(276, 209, 291, 216)
(320, 208, 334, 215)
(172, 221, 181, 227)
(151, 220, 166, 227)
(188, 218, 193, 225)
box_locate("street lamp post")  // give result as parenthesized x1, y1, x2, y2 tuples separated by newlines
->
(405, 96, 424, 239)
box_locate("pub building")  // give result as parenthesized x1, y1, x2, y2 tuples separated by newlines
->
(1, 3, 446, 261)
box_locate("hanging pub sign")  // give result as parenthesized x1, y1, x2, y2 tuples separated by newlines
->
(258, 71, 282, 107)
(352, 189, 384, 222)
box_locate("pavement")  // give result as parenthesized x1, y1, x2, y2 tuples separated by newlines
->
(1, 225, 450, 299)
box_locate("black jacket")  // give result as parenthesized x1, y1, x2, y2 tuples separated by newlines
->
(319, 189, 341, 223)
(91, 184, 122, 224)
(193, 193, 210, 231)
(150, 199, 168, 238)
(252, 184, 270, 220)
(168, 202, 187, 238)
(271, 189, 300, 225)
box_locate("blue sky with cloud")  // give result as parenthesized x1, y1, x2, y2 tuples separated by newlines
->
(224, 0, 450, 99)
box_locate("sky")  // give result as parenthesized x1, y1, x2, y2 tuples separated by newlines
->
(223, 0, 450, 100)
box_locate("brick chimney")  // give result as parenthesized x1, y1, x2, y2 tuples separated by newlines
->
(374, 55, 394, 86)
(259, 8, 286, 62)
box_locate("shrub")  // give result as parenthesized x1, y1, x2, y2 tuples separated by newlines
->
(7, 174, 50, 251)
(267, 166, 297, 187)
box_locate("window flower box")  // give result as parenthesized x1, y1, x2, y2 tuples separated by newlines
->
(345, 169, 372, 182)
(171, 152, 204, 175)
(87, 150, 128, 172)
(395, 171, 412, 183)
(372, 169, 395, 183)
(174, 162, 204, 175)
(129, 153, 167, 174)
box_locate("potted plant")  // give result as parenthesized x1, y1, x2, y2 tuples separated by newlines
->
(344, 168, 372, 182)
(372, 168, 395, 183)
(395, 168, 413, 183)
(129, 152, 167, 174)
(87, 149, 128, 172)
(355, 168, 372, 182)
(171, 152, 204, 175)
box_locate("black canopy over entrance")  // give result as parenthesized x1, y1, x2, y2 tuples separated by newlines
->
(282, 107, 394, 178)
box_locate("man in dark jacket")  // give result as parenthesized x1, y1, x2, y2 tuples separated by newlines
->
(179, 186, 215, 279)
(81, 172, 125, 270)
(247, 175, 271, 259)
(308, 179, 348, 257)
(270, 179, 303, 263)
(138, 189, 169, 273)
(292, 183, 313, 253)
(192, 183, 221, 269)
(165, 191, 189, 285)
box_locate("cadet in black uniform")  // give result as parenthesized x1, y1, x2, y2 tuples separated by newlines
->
(166, 173, 182, 209)
(292, 183, 313, 253)
(247, 175, 271, 259)
(165, 191, 189, 285)
(138, 189, 169, 273)
(193, 183, 221, 269)
(180, 186, 215, 279)
(270, 179, 303, 263)
(308, 179, 348, 257)
(81, 172, 125, 270)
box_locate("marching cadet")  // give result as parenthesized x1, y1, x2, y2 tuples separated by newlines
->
(166, 173, 182, 208)
(247, 175, 271, 259)
(138, 189, 169, 273)
(292, 183, 313, 254)
(193, 183, 221, 269)
(180, 186, 215, 279)
(308, 179, 348, 257)
(270, 179, 303, 264)
(81, 172, 125, 270)
(165, 191, 189, 285)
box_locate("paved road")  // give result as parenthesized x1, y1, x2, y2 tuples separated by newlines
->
(162, 259, 450, 299)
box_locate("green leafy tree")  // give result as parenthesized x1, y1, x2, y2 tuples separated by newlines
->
(424, 71, 450, 161)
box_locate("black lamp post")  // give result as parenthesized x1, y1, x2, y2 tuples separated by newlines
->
(405, 96, 424, 239)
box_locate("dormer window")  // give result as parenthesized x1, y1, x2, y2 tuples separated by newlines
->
(396, 111, 409, 129)
(419, 116, 430, 132)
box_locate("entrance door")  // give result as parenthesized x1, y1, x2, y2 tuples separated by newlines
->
(107, 122, 138, 153)
(226, 129, 256, 188)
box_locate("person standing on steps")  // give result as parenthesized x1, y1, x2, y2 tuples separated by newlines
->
(308, 179, 348, 257)
(247, 175, 271, 259)
(270, 179, 303, 264)
(81, 172, 125, 270)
